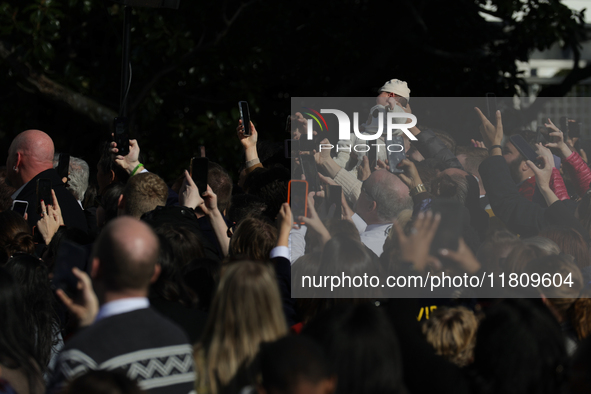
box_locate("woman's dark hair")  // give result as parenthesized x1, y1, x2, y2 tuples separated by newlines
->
(0, 266, 42, 391)
(302, 303, 406, 394)
(5, 254, 60, 372)
(0, 210, 33, 265)
(151, 228, 200, 308)
(63, 370, 145, 394)
(470, 298, 566, 394)
(97, 142, 130, 186)
(243, 166, 289, 220)
(229, 215, 277, 262)
(99, 182, 126, 227)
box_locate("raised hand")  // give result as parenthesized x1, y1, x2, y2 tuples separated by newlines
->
(474, 107, 503, 150)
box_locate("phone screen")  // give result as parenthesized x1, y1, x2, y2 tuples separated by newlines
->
(326, 185, 342, 219)
(113, 117, 130, 156)
(300, 154, 321, 192)
(509, 135, 538, 163)
(559, 117, 570, 141)
(239, 101, 251, 136)
(52, 240, 89, 298)
(11, 200, 28, 217)
(36, 178, 52, 214)
(191, 157, 209, 194)
(56, 153, 70, 180)
(288, 180, 308, 224)
(386, 134, 405, 174)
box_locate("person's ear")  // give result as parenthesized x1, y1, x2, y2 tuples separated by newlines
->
(150, 264, 161, 284)
(15, 152, 22, 169)
(370, 200, 377, 212)
(520, 160, 531, 173)
(91, 257, 100, 279)
(116, 194, 126, 217)
(108, 169, 116, 183)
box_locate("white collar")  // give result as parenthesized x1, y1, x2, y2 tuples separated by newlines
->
(94, 297, 149, 323)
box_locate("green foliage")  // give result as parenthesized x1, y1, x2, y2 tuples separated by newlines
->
(0, 0, 586, 182)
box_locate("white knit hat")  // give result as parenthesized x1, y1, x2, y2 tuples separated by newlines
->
(378, 79, 410, 99)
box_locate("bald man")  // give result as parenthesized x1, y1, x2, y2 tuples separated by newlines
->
(6, 130, 86, 233)
(353, 169, 413, 256)
(47, 217, 194, 394)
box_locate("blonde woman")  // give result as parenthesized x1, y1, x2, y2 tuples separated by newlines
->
(194, 260, 287, 394)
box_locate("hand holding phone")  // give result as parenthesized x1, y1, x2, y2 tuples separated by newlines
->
(113, 117, 130, 156)
(288, 180, 308, 224)
(300, 154, 321, 192)
(239, 101, 251, 137)
(326, 185, 342, 219)
(11, 200, 28, 217)
(56, 153, 70, 182)
(36, 179, 53, 215)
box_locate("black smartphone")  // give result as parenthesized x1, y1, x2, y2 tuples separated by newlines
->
(288, 180, 308, 224)
(560, 116, 570, 141)
(368, 143, 377, 170)
(509, 134, 538, 163)
(190, 157, 209, 194)
(113, 117, 130, 156)
(429, 199, 465, 255)
(11, 200, 28, 217)
(570, 122, 581, 139)
(239, 101, 251, 136)
(56, 153, 70, 180)
(486, 93, 497, 120)
(285, 139, 300, 159)
(300, 154, 321, 192)
(53, 240, 88, 298)
(326, 184, 342, 219)
(536, 126, 549, 144)
(36, 178, 52, 214)
(386, 134, 405, 174)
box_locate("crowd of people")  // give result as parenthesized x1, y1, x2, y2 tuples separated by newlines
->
(0, 78, 591, 394)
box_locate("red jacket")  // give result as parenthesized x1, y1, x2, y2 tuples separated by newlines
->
(563, 151, 591, 197)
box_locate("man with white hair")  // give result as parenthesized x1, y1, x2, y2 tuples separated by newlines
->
(6, 130, 87, 232)
(53, 154, 90, 207)
(333, 79, 411, 178)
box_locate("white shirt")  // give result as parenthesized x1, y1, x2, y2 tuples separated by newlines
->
(352, 213, 391, 256)
(94, 297, 149, 323)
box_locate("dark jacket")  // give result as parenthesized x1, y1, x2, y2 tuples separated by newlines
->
(15, 169, 87, 234)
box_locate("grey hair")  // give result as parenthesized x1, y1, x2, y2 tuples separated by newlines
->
(68, 157, 90, 201)
(365, 175, 413, 222)
(53, 155, 89, 201)
(522, 236, 561, 256)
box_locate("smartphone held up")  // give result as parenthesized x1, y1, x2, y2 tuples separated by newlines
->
(239, 101, 251, 136)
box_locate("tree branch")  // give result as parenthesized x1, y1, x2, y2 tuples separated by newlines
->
(520, 64, 591, 122)
(0, 41, 117, 126)
(129, 0, 256, 114)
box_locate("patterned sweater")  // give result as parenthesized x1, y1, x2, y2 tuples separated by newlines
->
(47, 308, 195, 394)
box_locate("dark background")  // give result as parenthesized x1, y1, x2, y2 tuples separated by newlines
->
(0, 0, 587, 182)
